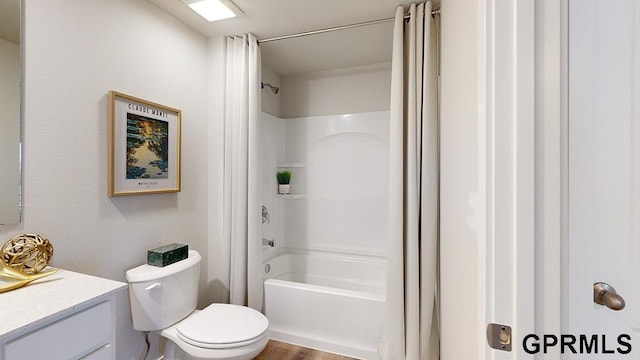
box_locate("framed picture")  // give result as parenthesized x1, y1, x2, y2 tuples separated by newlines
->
(108, 91, 181, 196)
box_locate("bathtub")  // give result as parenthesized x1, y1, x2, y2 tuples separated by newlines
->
(263, 249, 386, 360)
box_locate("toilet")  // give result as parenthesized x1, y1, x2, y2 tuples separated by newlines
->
(126, 250, 269, 360)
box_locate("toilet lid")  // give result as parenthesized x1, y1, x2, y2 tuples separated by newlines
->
(176, 303, 269, 349)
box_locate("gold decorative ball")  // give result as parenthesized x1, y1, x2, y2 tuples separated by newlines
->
(1, 234, 54, 274)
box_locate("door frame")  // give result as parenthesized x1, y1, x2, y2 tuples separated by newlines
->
(481, 0, 569, 358)
(478, 0, 537, 356)
(531, 0, 569, 356)
(477, 0, 545, 358)
(445, 0, 565, 358)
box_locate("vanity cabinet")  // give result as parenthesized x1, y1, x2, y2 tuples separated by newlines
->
(0, 269, 126, 360)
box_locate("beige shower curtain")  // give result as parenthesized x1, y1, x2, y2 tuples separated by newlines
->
(222, 33, 263, 311)
(379, 2, 439, 359)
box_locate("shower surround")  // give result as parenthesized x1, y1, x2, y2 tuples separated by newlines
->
(260, 111, 389, 359)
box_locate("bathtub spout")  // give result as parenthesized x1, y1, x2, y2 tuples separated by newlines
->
(262, 238, 275, 247)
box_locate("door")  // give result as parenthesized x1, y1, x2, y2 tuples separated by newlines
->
(569, 0, 639, 358)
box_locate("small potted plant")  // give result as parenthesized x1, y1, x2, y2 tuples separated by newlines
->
(276, 171, 292, 195)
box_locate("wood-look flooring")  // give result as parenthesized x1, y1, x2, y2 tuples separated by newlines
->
(254, 340, 357, 360)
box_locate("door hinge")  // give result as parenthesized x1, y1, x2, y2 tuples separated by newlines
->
(487, 323, 512, 352)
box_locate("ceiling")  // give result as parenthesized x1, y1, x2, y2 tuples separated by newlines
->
(1, 0, 429, 76)
(148, 0, 419, 76)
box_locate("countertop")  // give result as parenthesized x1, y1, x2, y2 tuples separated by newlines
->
(0, 268, 127, 341)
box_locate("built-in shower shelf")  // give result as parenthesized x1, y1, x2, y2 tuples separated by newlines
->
(277, 194, 306, 199)
(277, 162, 306, 168)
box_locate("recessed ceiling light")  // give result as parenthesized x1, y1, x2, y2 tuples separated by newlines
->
(183, 0, 243, 22)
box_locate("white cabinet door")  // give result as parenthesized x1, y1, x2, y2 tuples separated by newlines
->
(81, 345, 113, 360)
(4, 302, 111, 360)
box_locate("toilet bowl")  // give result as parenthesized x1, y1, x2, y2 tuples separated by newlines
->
(126, 250, 269, 360)
(162, 304, 269, 360)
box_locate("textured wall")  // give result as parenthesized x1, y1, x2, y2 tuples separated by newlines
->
(0, 1, 210, 359)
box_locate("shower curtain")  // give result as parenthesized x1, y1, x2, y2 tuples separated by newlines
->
(222, 33, 263, 311)
(379, 2, 439, 360)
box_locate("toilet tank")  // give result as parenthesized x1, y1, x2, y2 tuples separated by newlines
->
(126, 250, 201, 331)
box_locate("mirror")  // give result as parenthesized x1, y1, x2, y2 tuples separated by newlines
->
(0, 0, 21, 225)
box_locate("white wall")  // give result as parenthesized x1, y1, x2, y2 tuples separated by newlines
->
(0, 38, 20, 225)
(439, 0, 480, 359)
(0, 1, 210, 359)
(261, 65, 281, 117)
(280, 63, 391, 118)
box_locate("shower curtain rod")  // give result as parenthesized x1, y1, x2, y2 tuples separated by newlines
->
(258, 9, 440, 44)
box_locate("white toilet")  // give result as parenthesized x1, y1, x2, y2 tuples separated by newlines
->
(126, 250, 269, 360)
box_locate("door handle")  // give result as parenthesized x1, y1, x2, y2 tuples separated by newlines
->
(593, 282, 625, 311)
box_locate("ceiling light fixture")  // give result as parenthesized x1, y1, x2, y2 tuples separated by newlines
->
(183, 0, 243, 22)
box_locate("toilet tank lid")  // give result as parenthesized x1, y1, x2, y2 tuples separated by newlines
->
(126, 250, 201, 283)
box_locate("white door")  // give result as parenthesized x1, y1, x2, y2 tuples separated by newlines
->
(569, 0, 639, 358)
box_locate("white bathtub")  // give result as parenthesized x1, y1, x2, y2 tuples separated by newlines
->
(263, 249, 386, 360)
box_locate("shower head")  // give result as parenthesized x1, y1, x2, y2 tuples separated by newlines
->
(261, 82, 280, 94)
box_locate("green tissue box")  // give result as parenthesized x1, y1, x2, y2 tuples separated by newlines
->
(147, 243, 188, 267)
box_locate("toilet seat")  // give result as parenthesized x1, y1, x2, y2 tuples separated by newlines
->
(176, 304, 269, 349)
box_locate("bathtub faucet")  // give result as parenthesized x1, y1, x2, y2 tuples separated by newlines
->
(262, 238, 275, 247)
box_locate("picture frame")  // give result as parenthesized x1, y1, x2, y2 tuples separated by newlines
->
(108, 91, 181, 196)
